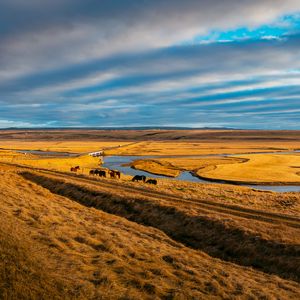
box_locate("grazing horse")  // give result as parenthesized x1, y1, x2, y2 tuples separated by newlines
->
(146, 179, 157, 185)
(109, 170, 116, 178)
(71, 166, 80, 172)
(132, 175, 146, 182)
(98, 170, 106, 177)
(90, 169, 106, 177)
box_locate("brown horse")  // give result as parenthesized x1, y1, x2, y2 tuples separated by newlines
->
(109, 170, 116, 178)
(146, 179, 157, 185)
(90, 169, 106, 177)
(71, 166, 80, 172)
(98, 170, 106, 177)
(132, 175, 146, 182)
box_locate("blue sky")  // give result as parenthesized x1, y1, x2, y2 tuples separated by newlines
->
(0, 0, 300, 129)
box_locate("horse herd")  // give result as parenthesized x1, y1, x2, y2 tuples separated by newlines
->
(89, 169, 120, 179)
(70, 166, 157, 185)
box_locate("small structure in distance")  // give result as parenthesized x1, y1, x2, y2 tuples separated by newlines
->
(89, 151, 104, 157)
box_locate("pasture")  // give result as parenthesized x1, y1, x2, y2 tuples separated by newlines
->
(0, 163, 300, 299)
(197, 154, 300, 184)
(105, 140, 300, 156)
(0, 130, 300, 299)
(130, 156, 245, 177)
(0, 140, 129, 153)
(0, 150, 100, 174)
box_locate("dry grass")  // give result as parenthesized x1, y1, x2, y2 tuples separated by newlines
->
(130, 156, 244, 177)
(131, 159, 181, 177)
(106, 140, 300, 156)
(197, 154, 300, 184)
(1, 129, 299, 144)
(1, 134, 300, 299)
(0, 140, 129, 153)
(0, 164, 300, 299)
(131, 154, 300, 184)
(0, 150, 100, 174)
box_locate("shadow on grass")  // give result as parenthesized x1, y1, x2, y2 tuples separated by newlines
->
(21, 171, 300, 283)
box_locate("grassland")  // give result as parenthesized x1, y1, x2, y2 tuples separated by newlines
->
(1, 129, 300, 156)
(197, 154, 300, 185)
(0, 129, 299, 143)
(130, 157, 245, 177)
(131, 159, 181, 177)
(0, 150, 101, 174)
(0, 141, 129, 153)
(0, 163, 300, 299)
(1, 131, 300, 298)
(105, 140, 300, 156)
(130, 154, 300, 185)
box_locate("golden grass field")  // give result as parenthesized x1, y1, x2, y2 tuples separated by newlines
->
(1, 163, 300, 299)
(105, 140, 300, 156)
(131, 157, 245, 177)
(130, 154, 300, 184)
(0, 150, 100, 174)
(197, 154, 300, 184)
(0, 140, 129, 153)
(0, 130, 300, 299)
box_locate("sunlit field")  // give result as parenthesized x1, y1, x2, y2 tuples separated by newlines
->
(0, 150, 100, 174)
(0, 163, 300, 299)
(106, 140, 300, 156)
(130, 156, 245, 177)
(197, 154, 300, 184)
(0, 140, 129, 153)
(0, 131, 300, 299)
(130, 154, 300, 184)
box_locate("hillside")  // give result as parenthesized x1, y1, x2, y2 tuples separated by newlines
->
(0, 163, 300, 299)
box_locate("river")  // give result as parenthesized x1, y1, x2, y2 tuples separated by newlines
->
(15, 149, 300, 192)
(101, 155, 300, 193)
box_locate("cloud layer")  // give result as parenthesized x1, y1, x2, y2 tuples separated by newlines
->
(1, 0, 300, 128)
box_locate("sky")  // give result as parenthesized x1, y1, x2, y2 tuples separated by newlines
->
(1, 0, 300, 129)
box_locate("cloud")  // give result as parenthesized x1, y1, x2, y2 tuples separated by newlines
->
(0, 1, 300, 128)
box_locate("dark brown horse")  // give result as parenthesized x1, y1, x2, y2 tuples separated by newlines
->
(90, 169, 106, 177)
(70, 166, 80, 172)
(146, 179, 157, 185)
(132, 175, 146, 182)
(109, 170, 116, 178)
(98, 170, 106, 177)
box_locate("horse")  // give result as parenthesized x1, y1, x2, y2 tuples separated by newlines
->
(90, 169, 106, 177)
(71, 166, 80, 172)
(146, 179, 157, 185)
(109, 170, 116, 178)
(98, 170, 106, 177)
(132, 175, 146, 182)
(89, 169, 96, 175)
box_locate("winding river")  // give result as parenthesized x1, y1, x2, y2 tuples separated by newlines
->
(15, 149, 300, 193)
(101, 155, 300, 193)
